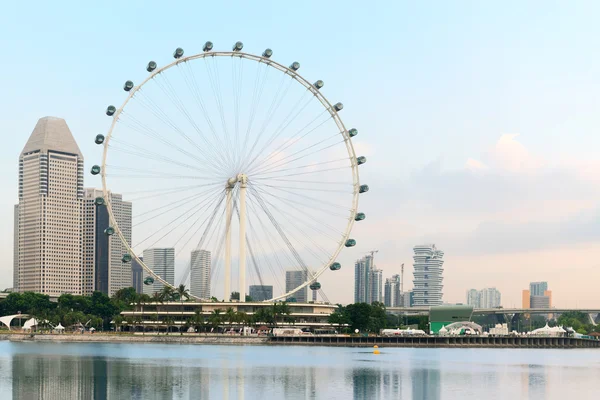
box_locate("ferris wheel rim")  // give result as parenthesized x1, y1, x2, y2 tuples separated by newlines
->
(99, 48, 361, 302)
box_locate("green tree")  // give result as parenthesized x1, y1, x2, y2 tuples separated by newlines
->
(230, 292, 240, 301)
(328, 305, 350, 332)
(345, 303, 372, 333)
(209, 309, 223, 332)
(225, 307, 237, 330)
(164, 316, 175, 334)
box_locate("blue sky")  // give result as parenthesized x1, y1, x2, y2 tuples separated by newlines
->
(2, 1, 600, 306)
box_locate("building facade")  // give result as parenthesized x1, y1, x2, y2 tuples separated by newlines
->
(467, 288, 501, 308)
(190, 249, 211, 299)
(412, 244, 444, 306)
(466, 289, 480, 308)
(82, 188, 132, 296)
(384, 274, 401, 307)
(142, 248, 175, 296)
(131, 257, 143, 294)
(530, 282, 548, 297)
(354, 255, 373, 303)
(16, 117, 84, 295)
(369, 269, 383, 304)
(249, 285, 273, 301)
(286, 270, 308, 303)
(523, 282, 552, 309)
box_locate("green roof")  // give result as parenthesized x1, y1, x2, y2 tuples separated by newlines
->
(429, 305, 473, 322)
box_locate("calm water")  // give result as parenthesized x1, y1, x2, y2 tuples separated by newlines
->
(0, 341, 597, 400)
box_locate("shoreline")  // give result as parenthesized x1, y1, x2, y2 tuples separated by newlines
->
(1, 333, 599, 348)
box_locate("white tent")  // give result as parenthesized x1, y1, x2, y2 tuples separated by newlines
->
(22, 318, 39, 330)
(53, 323, 65, 333)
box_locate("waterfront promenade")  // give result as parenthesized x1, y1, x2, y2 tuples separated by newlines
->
(2, 333, 598, 348)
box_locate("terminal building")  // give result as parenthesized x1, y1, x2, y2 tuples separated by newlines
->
(120, 302, 339, 332)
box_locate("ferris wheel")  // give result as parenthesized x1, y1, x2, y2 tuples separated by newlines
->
(91, 41, 369, 302)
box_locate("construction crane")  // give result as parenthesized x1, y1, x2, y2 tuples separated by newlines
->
(366, 250, 379, 268)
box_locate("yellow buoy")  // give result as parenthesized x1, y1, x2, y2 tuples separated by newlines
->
(373, 349, 380, 355)
(373, 345, 379, 348)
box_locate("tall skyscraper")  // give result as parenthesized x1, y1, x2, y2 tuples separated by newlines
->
(249, 285, 273, 301)
(286, 270, 308, 302)
(142, 248, 175, 296)
(354, 255, 373, 303)
(16, 117, 84, 295)
(13, 205, 18, 291)
(82, 188, 132, 296)
(412, 244, 444, 306)
(190, 249, 211, 299)
(369, 269, 383, 304)
(131, 257, 143, 294)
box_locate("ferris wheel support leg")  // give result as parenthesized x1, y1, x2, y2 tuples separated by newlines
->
(238, 174, 248, 303)
(225, 187, 232, 301)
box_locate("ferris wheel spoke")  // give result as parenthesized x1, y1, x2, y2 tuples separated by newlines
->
(250, 158, 348, 177)
(238, 62, 270, 171)
(132, 189, 225, 249)
(231, 56, 245, 170)
(242, 90, 314, 172)
(158, 70, 232, 171)
(133, 185, 222, 220)
(204, 57, 235, 170)
(108, 142, 220, 175)
(249, 188, 334, 260)
(118, 114, 225, 175)
(133, 88, 227, 173)
(252, 182, 351, 194)
(250, 186, 349, 223)
(252, 183, 350, 211)
(245, 103, 329, 173)
(244, 214, 285, 295)
(105, 165, 219, 181)
(123, 183, 220, 202)
(179, 61, 231, 168)
(241, 73, 294, 172)
(250, 135, 344, 177)
(248, 188, 317, 278)
(248, 185, 345, 238)
(145, 76, 231, 172)
(245, 195, 305, 289)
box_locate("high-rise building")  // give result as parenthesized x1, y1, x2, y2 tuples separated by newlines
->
(384, 274, 401, 307)
(82, 188, 132, 296)
(16, 117, 84, 295)
(466, 289, 480, 308)
(401, 291, 414, 307)
(530, 282, 548, 297)
(142, 248, 175, 296)
(467, 288, 501, 308)
(354, 255, 373, 303)
(523, 282, 552, 309)
(249, 285, 273, 301)
(13, 205, 18, 291)
(412, 244, 444, 306)
(286, 270, 308, 302)
(369, 269, 383, 304)
(480, 288, 501, 308)
(190, 249, 211, 299)
(131, 257, 143, 294)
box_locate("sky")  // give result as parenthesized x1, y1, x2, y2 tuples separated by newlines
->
(2, 1, 600, 307)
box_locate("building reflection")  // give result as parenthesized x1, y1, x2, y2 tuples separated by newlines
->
(410, 359, 440, 400)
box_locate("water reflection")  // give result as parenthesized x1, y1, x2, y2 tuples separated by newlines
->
(0, 343, 587, 400)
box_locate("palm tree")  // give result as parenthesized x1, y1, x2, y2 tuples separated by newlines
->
(192, 309, 204, 333)
(225, 307, 237, 332)
(177, 284, 190, 333)
(209, 309, 223, 333)
(164, 316, 175, 334)
(273, 302, 291, 327)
